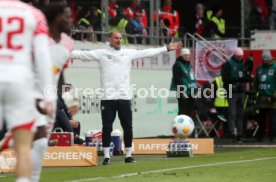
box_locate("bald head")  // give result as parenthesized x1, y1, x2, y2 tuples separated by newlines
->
(234, 47, 244, 61)
(108, 31, 120, 38)
(108, 31, 122, 50)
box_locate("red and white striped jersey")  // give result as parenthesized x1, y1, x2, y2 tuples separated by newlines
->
(0, 0, 49, 83)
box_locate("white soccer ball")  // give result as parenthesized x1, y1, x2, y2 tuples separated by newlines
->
(171, 115, 195, 138)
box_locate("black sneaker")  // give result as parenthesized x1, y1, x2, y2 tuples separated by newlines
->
(236, 135, 243, 144)
(237, 139, 243, 144)
(125, 157, 136, 163)
(74, 137, 84, 145)
(231, 134, 237, 143)
(102, 158, 111, 165)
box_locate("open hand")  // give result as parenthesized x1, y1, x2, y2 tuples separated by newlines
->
(167, 41, 183, 51)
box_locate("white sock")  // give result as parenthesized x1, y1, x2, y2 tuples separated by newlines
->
(31, 138, 48, 182)
(103, 147, 110, 159)
(125, 147, 132, 158)
(16, 177, 31, 182)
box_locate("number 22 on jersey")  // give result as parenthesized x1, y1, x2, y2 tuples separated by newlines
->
(0, 16, 24, 50)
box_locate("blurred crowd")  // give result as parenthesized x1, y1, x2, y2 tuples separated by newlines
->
(249, 0, 276, 30)
(72, 0, 227, 43)
(30, 0, 276, 44)
(71, 0, 276, 43)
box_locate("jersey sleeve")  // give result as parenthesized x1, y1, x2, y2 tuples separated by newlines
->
(33, 35, 55, 101)
(130, 46, 167, 60)
(32, 8, 49, 36)
(70, 50, 101, 62)
(61, 33, 74, 69)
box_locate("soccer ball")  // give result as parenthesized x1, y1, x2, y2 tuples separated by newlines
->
(171, 115, 195, 138)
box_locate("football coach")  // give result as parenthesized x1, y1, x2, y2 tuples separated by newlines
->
(71, 31, 182, 165)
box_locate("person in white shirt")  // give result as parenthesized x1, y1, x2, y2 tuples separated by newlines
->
(71, 31, 182, 165)
(0, 1, 54, 182)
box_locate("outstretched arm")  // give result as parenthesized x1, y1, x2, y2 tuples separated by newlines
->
(131, 41, 182, 60)
(167, 41, 183, 51)
(70, 50, 101, 62)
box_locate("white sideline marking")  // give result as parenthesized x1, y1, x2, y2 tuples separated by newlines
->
(67, 156, 276, 182)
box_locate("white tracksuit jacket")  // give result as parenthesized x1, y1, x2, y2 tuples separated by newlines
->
(71, 45, 168, 100)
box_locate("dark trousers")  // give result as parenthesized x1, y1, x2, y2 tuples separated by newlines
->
(101, 100, 132, 148)
(54, 110, 81, 136)
(257, 108, 276, 139)
(228, 93, 245, 136)
(177, 97, 196, 117)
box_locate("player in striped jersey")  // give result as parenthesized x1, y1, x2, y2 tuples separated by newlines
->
(0, 2, 73, 181)
(0, 0, 55, 182)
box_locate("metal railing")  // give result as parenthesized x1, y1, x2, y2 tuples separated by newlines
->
(72, 29, 184, 46)
(71, 29, 255, 48)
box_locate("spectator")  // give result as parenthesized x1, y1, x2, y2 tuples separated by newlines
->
(126, 13, 148, 44)
(189, 3, 208, 36)
(125, 0, 148, 28)
(221, 48, 249, 143)
(70, 0, 77, 23)
(76, 9, 96, 41)
(90, 7, 102, 32)
(170, 48, 198, 117)
(77, 9, 91, 29)
(249, 0, 269, 30)
(90, 6, 103, 41)
(206, 6, 226, 39)
(159, 18, 172, 44)
(54, 92, 83, 144)
(268, 0, 276, 29)
(255, 50, 276, 142)
(109, 7, 129, 44)
(155, 0, 180, 37)
(109, 0, 118, 18)
(74, 5, 83, 24)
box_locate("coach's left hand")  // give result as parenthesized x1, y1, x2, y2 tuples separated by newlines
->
(167, 41, 183, 51)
